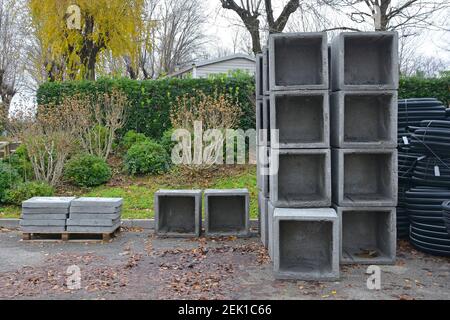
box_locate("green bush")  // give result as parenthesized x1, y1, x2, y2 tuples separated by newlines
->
(4, 181, 54, 206)
(64, 154, 112, 187)
(160, 129, 177, 156)
(36, 76, 256, 140)
(124, 140, 170, 175)
(6, 145, 34, 181)
(399, 76, 450, 106)
(121, 130, 150, 151)
(0, 162, 20, 203)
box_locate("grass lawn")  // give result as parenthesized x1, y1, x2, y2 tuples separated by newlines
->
(0, 165, 258, 220)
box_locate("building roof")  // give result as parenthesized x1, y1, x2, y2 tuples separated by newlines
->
(168, 54, 255, 78)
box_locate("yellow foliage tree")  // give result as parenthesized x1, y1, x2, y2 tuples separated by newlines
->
(29, 0, 147, 80)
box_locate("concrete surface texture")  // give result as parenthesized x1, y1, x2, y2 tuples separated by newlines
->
(332, 148, 398, 207)
(259, 194, 269, 248)
(270, 91, 330, 149)
(22, 197, 76, 209)
(270, 149, 331, 208)
(269, 32, 328, 90)
(263, 46, 270, 96)
(204, 189, 250, 237)
(331, 32, 399, 91)
(272, 208, 339, 281)
(330, 91, 398, 148)
(256, 53, 263, 99)
(1, 229, 447, 300)
(154, 190, 202, 238)
(335, 206, 397, 265)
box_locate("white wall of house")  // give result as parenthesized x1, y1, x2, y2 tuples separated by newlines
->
(194, 57, 255, 78)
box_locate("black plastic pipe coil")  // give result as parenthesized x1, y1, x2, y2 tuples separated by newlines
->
(409, 120, 450, 157)
(442, 201, 450, 236)
(412, 157, 450, 187)
(405, 187, 450, 257)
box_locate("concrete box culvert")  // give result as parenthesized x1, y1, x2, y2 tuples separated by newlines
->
(335, 206, 396, 265)
(330, 91, 398, 148)
(154, 190, 202, 238)
(332, 149, 398, 207)
(258, 193, 269, 248)
(257, 146, 270, 196)
(270, 149, 332, 208)
(256, 53, 264, 99)
(205, 189, 250, 237)
(273, 207, 339, 280)
(263, 46, 270, 96)
(269, 32, 329, 91)
(270, 91, 330, 149)
(331, 32, 399, 91)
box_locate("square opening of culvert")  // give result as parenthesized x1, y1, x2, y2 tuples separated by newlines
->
(344, 35, 394, 86)
(279, 220, 332, 273)
(278, 153, 326, 202)
(344, 94, 393, 143)
(207, 196, 246, 233)
(342, 210, 392, 260)
(343, 153, 393, 202)
(275, 94, 324, 145)
(274, 36, 323, 86)
(158, 196, 196, 234)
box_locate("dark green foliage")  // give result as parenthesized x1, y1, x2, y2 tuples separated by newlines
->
(64, 154, 112, 187)
(36, 76, 256, 140)
(0, 161, 20, 203)
(124, 140, 170, 175)
(4, 182, 55, 206)
(6, 145, 34, 181)
(399, 76, 450, 106)
(121, 130, 150, 151)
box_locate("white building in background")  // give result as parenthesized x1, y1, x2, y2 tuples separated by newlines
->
(168, 54, 256, 79)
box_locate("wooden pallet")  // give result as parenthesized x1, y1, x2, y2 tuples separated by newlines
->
(21, 227, 121, 243)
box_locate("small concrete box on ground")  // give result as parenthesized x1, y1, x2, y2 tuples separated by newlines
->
(273, 207, 339, 280)
(270, 149, 331, 208)
(205, 189, 250, 237)
(332, 149, 398, 207)
(155, 190, 202, 237)
(335, 206, 396, 265)
(330, 91, 398, 148)
(67, 197, 123, 233)
(331, 32, 399, 91)
(269, 32, 328, 91)
(270, 91, 330, 149)
(20, 197, 76, 233)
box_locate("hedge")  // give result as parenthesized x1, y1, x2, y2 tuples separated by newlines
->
(37, 76, 256, 139)
(399, 76, 450, 106)
(36, 75, 449, 140)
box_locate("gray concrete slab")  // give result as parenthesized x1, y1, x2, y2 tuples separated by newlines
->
(330, 91, 398, 148)
(69, 213, 121, 220)
(270, 149, 331, 208)
(269, 32, 328, 91)
(22, 208, 69, 214)
(66, 218, 120, 227)
(66, 224, 120, 233)
(331, 31, 399, 91)
(154, 190, 202, 238)
(69, 206, 122, 214)
(20, 226, 66, 233)
(20, 219, 66, 227)
(22, 197, 76, 209)
(335, 205, 397, 265)
(70, 197, 123, 208)
(332, 148, 398, 207)
(21, 214, 68, 220)
(205, 189, 250, 237)
(270, 90, 330, 149)
(272, 207, 339, 281)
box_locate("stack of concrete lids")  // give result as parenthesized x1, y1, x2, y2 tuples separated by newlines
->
(67, 197, 123, 233)
(20, 197, 76, 233)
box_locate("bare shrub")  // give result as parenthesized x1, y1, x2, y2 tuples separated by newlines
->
(170, 90, 242, 171)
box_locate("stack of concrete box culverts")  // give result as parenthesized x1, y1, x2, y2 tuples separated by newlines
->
(330, 32, 398, 265)
(20, 197, 76, 233)
(259, 32, 339, 280)
(67, 198, 123, 233)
